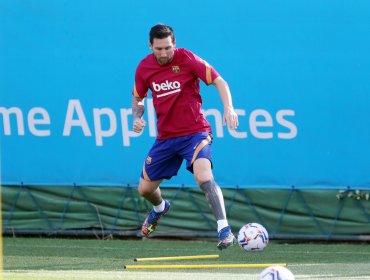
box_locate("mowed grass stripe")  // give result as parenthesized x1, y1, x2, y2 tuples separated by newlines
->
(6, 243, 370, 257)
(4, 266, 370, 280)
(3, 271, 260, 280)
(3, 237, 370, 278)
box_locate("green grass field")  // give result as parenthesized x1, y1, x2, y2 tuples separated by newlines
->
(2, 237, 370, 279)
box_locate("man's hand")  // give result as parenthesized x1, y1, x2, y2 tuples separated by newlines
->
(133, 117, 147, 133)
(224, 106, 239, 130)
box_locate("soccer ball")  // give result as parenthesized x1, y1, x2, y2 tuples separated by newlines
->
(259, 266, 295, 280)
(237, 222, 269, 251)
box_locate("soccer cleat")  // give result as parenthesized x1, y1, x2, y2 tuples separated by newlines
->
(217, 226, 236, 250)
(141, 200, 171, 237)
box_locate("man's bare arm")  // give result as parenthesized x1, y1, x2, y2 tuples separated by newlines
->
(132, 96, 147, 133)
(212, 76, 239, 130)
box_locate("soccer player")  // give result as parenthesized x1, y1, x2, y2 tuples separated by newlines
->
(132, 23, 239, 250)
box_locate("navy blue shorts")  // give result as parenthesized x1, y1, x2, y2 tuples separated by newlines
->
(141, 132, 213, 181)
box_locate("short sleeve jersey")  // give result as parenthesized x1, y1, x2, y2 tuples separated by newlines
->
(133, 48, 220, 140)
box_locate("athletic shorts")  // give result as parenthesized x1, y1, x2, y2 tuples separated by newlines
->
(141, 132, 213, 181)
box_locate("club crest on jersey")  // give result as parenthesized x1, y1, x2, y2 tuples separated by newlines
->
(146, 156, 152, 164)
(172, 66, 180, 73)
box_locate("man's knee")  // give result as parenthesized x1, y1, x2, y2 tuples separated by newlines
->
(138, 178, 160, 196)
(193, 158, 213, 185)
(195, 173, 213, 186)
(138, 184, 147, 197)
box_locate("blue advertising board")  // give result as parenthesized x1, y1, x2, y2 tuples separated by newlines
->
(1, 0, 370, 188)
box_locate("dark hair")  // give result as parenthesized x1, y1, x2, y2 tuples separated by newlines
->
(149, 24, 175, 44)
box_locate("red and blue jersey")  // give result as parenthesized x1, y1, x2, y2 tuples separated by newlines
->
(133, 48, 220, 139)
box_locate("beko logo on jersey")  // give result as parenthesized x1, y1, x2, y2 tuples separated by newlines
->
(152, 80, 180, 92)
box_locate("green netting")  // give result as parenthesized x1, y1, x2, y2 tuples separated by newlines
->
(2, 185, 369, 240)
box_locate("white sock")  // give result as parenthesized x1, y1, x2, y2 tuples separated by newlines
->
(153, 200, 165, 213)
(217, 219, 229, 232)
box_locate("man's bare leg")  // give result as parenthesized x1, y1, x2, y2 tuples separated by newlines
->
(138, 178, 171, 236)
